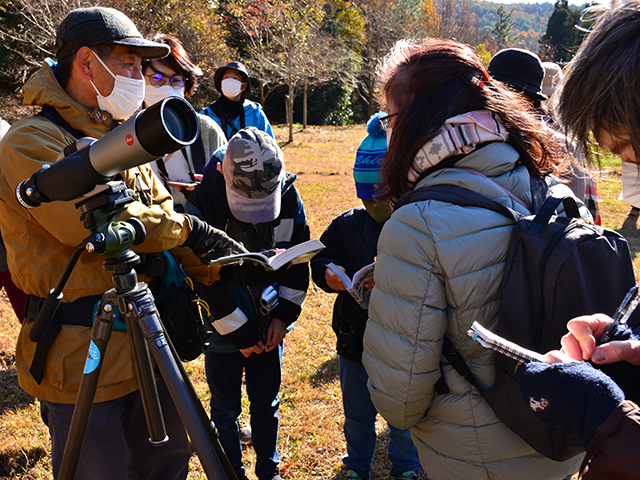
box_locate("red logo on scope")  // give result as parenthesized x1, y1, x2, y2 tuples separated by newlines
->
(125, 134, 134, 146)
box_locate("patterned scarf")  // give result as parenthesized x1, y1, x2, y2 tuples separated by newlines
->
(407, 110, 510, 187)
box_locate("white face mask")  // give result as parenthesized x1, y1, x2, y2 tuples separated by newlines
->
(144, 84, 185, 107)
(221, 77, 243, 99)
(89, 50, 145, 120)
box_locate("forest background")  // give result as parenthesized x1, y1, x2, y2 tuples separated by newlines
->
(0, 0, 591, 141)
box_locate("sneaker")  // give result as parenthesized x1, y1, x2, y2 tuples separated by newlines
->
(393, 471, 417, 479)
(239, 425, 252, 446)
(346, 470, 363, 480)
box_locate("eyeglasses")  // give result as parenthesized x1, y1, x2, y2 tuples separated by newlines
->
(145, 72, 186, 89)
(378, 112, 398, 131)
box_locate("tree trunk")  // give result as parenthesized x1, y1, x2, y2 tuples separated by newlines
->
(303, 77, 308, 130)
(288, 93, 294, 142)
(367, 73, 376, 118)
(287, 74, 294, 142)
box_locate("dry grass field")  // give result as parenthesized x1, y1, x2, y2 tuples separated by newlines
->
(0, 119, 639, 480)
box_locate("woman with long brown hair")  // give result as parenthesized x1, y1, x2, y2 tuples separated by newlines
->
(362, 39, 587, 479)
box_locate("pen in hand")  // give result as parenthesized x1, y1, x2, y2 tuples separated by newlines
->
(598, 285, 640, 345)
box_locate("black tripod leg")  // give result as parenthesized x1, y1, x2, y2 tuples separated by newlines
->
(58, 294, 116, 480)
(124, 308, 168, 444)
(131, 290, 230, 479)
(165, 335, 238, 480)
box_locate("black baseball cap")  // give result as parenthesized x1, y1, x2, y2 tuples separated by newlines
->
(488, 48, 547, 102)
(55, 7, 170, 60)
(214, 62, 251, 95)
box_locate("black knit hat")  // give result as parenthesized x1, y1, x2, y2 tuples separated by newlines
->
(55, 7, 170, 60)
(488, 48, 547, 102)
(213, 62, 251, 96)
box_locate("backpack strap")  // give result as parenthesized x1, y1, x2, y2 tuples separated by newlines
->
(395, 184, 517, 221)
(189, 135, 207, 175)
(37, 104, 85, 140)
(441, 337, 482, 392)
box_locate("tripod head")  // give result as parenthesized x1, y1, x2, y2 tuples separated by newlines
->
(75, 181, 146, 265)
(28, 181, 149, 343)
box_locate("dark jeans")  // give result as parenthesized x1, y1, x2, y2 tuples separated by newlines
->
(340, 356, 422, 479)
(40, 378, 190, 480)
(205, 344, 283, 480)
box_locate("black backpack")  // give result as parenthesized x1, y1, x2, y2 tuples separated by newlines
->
(149, 251, 209, 362)
(395, 182, 638, 462)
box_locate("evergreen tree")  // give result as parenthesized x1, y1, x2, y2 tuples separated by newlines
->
(539, 0, 588, 63)
(492, 5, 515, 50)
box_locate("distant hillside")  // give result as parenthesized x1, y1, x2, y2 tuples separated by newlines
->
(466, 0, 555, 52)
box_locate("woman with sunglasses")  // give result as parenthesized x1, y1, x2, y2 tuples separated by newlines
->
(142, 33, 226, 211)
(361, 39, 588, 480)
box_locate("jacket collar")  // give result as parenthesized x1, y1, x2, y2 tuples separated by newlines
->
(23, 58, 115, 138)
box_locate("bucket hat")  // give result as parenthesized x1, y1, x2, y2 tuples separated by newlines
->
(214, 61, 251, 96)
(488, 48, 547, 101)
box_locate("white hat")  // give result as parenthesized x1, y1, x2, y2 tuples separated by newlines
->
(542, 62, 563, 97)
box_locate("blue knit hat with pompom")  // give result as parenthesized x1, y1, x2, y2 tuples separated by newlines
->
(353, 112, 387, 200)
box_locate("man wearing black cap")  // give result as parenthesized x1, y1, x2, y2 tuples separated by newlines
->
(0, 7, 279, 479)
(200, 61, 275, 140)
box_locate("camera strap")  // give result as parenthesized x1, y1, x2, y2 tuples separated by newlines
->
(154, 135, 206, 187)
(24, 293, 101, 383)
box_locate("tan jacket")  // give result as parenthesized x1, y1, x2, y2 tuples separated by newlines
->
(0, 60, 193, 403)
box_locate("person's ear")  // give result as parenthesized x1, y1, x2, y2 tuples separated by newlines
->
(76, 46, 94, 80)
(240, 82, 247, 92)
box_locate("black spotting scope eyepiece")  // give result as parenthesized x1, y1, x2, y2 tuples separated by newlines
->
(16, 96, 199, 209)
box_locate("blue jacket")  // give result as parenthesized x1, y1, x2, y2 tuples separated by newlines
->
(186, 161, 310, 353)
(200, 99, 274, 140)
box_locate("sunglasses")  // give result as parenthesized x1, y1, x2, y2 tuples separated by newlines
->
(378, 112, 398, 131)
(145, 71, 186, 89)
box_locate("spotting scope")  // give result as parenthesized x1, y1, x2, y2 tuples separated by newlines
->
(16, 96, 198, 208)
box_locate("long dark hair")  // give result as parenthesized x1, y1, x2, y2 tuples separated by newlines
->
(378, 39, 563, 201)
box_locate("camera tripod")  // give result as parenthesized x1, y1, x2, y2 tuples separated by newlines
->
(29, 183, 237, 480)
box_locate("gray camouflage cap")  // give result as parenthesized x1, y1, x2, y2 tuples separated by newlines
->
(223, 127, 284, 224)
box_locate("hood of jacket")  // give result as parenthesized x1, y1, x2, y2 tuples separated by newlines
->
(413, 142, 534, 215)
(23, 58, 115, 137)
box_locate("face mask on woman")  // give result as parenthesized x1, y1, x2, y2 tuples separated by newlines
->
(144, 84, 185, 106)
(89, 50, 145, 120)
(221, 77, 243, 99)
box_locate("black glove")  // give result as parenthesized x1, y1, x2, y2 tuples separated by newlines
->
(219, 261, 289, 288)
(517, 361, 625, 447)
(182, 214, 247, 261)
